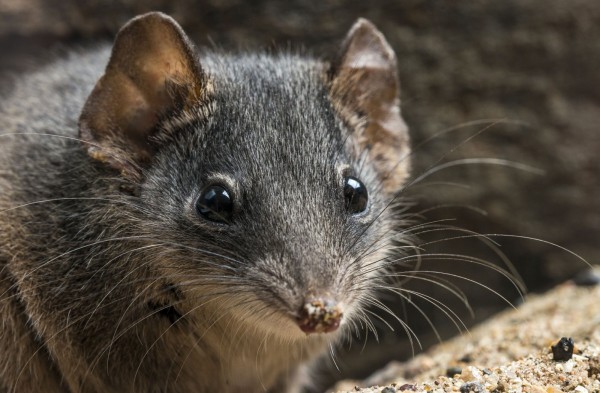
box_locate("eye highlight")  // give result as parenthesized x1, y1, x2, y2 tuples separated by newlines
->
(344, 176, 368, 214)
(196, 185, 233, 223)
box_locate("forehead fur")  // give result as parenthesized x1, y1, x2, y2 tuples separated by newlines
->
(169, 52, 369, 204)
(201, 53, 342, 162)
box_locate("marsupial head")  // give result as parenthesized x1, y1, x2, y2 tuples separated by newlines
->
(79, 12, 410, 342)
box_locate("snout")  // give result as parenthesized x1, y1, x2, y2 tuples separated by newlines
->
(296, 297, 343, 334)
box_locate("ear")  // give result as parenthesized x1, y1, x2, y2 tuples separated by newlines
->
(329, 18, 410, 194)
(79, 12, 207, 179)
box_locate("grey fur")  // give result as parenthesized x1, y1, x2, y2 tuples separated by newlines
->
(0, 15, 410, 393)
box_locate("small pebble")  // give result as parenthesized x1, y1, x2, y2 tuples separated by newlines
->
(461, 366, 483, 381)
(459, 382, 485, 393)
(552, 337, 575, 361)
(573, 269, 600, 287)
(459, 354, 473, 363)
(446, 366, 462, 377)
(529, 386, 546, 393)
(381, 388, 396, 393)
(588, 356, 600, 377)
(397, 384, 416, 391)
(563, 359, 575, 373)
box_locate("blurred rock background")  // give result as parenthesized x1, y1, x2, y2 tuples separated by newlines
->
(1, 0, 598, 390)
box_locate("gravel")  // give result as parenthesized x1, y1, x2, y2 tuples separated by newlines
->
(333, 279, 600, 392)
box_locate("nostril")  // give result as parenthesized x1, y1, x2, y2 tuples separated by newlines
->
(296, 298, 343, 334)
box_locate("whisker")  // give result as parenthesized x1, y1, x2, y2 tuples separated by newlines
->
(387, 270, 518, 309)
(380, 285, 469, 338)
(0, 132, 102, 148)
(0, 197, 133, 214)
(409, 158, 543, 189)
(480, 234, 591, 267)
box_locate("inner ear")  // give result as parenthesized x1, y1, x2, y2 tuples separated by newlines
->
(79, 12, 207, 179)
(329, 18, 410, 194)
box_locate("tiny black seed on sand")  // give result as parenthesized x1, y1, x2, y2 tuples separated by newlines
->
(551, 337, 574, 361)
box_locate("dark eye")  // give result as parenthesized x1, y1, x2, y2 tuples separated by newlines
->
(344, 176, 368, 214)
(196, 185, 233, 223)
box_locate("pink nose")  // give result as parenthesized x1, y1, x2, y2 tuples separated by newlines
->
(296, 298, 343, 334)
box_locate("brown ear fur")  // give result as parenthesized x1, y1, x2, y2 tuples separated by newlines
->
(79, 12, 206, 179)
(329, 18, 410, 194)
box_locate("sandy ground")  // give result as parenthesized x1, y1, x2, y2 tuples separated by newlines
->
(333, 275, 600, 393)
